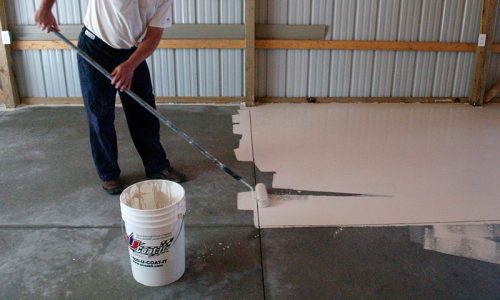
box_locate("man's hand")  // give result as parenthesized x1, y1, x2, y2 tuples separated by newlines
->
(34, 1, 60, 33)
(111, 62, 135, 92)
(110, 26, 164, 92)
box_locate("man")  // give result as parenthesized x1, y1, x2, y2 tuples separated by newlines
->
(35, 0, 186, 195)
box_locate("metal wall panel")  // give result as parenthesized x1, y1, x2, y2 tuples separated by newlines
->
(351, 0, 377, 97)
(461, 0, 483, 43)
(150, 50, 177, 96)
(8, 0, 86, 98)
(372, 0, 400, 97)
(392, 0, 421, 97)
(266, 50, 287, 97)
(53, 2, 84, 97)
(255, 0, 268, 24)
(495, 4, 500, 43)
(489, 5, 500, 89)
(7, 0, 35, 25)
(7, 0, 487, 99)
(13, 51, 46, 97)
(196, 0, 220, 97)
(267, 0, 288, 25)
(264, 0, 287, 97)
(255, 0, 268, 96)
(80, 0, 90, 21)
(8, 0, 245, 98)
(256, 50, 268, 97)
(329, 0, 355, 97)
(432, 0, 465, 97)
(488, 55, 500, 89)
(453, 53, 476, 97)
(172, 0, 198, 96)
(308, 0, 333, 97)
(55, 1, 83, 24)
(8, 0, 45, 97)
(413, 0, 443, 97)
(329, 51, 352, 97)
(451, 0, 482, 97)
(286, 0, 311, 97)
(41, 50, 66, 97)
(220, 0, 243, 97)
(62, 50, 82, 97)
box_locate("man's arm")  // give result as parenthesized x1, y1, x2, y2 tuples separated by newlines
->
(34, 0, 60, 33)
(111, 26, 164, 92)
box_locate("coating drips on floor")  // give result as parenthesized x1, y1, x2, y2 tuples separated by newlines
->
(234, 103, 500, 228)
(410, 224, 500, 264)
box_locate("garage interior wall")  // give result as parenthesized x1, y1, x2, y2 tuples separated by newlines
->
(7, 0, 245, 99)
(489, 2, 500, 89)
(256, 0, 484, 98)
(3, 0, 499, 102)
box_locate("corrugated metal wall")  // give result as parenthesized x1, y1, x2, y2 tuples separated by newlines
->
(6, 0, 495, 99)
(256, 0, 483, 98)
(7, 0, 244, 98)
(488, 3, 500, 89)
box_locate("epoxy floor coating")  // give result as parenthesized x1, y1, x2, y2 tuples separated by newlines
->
(0, 105, 499, 299)
(235, 103, 500, 227)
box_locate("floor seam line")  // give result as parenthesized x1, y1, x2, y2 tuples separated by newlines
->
(0, 224, 258, 229)
(248, 108, 267, 300)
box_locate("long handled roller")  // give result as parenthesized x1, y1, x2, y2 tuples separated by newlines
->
(52, 30, 270, 208)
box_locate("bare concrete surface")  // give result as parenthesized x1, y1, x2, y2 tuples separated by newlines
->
(1, 106, 499, 299)
(0, 227, 263, 299)
(0, 106, 254, 227)
(262, 227, 500, 300)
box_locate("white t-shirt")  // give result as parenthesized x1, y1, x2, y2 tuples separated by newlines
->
(84, 0, 173, 49)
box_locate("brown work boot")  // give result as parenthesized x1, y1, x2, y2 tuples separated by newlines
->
(102, 179, 123, 195)
(146, 167, 187, 183)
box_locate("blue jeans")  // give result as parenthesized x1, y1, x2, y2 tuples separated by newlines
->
(77, 27, 170, 181)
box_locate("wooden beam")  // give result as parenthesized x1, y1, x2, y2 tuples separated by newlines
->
(11, 38, 500, 52)
(0, 0, 20, 108)
(12, 39, 246, 50)
(245, 0, 256, 106)
(470, 0, 499, 106)
(257, 97, 473, 104)
(156, 97, 242, 104)
(22, 97, 243, 105)
(23, 96, 500, 106)
(11, 40, 76, 50)
(255, 40, 479, 52)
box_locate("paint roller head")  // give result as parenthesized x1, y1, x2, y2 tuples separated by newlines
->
(255, 183, 270, 208)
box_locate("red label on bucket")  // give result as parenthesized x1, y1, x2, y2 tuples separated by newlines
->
(128, 233, 174, 258)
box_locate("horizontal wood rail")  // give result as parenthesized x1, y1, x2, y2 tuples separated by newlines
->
(22, 97, 243, 105)
(11, 39, 500, 52)
(258, 97, 474, 104)
(20, 96, 499, 106)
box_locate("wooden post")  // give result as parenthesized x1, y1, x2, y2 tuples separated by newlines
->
(0, 0, 20, 108)
(245, 0, 256, 106)
(470, 0, 499, 106)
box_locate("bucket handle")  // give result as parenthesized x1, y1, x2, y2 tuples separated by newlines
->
(121, 214, 185, 248)
(170, 215, 185, 247)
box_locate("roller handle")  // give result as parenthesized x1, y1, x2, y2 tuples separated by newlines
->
(223, 166, 243, 181)
(52, 30, 251, 189)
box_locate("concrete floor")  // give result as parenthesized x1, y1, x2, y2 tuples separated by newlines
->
(1, 106, 499, 299)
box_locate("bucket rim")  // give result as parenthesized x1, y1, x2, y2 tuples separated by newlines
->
(120, 179, 186, 213)
(121, 213, 184, 227)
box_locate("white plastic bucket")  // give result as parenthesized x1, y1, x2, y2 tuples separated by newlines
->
(120, 180, 186, 287)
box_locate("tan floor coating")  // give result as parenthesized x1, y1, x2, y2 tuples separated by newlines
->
(234, 103, 500, 227)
